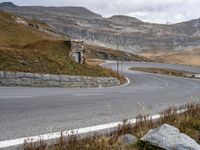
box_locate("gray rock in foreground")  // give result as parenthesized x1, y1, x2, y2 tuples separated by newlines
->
(141, 124, 200, 150)
(119, 134, 137, 145)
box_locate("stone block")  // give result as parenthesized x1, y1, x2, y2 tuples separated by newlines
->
(69, 76, 77, 82)
(5, 72, 16, 79)
(25, 73, 34, 78)
(59, 75, 70, 82)
(42, 74, 51, 81)
(0, 71, 4, 78)
(0, 79, 16, 86)
(50, 75, 60, 81)
(16, 72, 25, 78)
(76, 77, 82, 82)
(19, 78, 32, 86)
(46, 81, 61, 87)
(34, 73, 42, 79)
(60, 82, 71, 88)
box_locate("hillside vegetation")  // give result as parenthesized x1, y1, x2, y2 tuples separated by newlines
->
(85, 44, 148, 62)
(0, 11, 123, 79)
(0, 10, 57, 46)
(141, 47, 200, 67)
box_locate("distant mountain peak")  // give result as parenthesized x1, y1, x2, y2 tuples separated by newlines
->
(58, 6, 102, 19)
(0, 2, 17, 7)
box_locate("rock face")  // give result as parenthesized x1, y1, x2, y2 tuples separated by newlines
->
(1, 2, 200, 53)
(141, 124, 200, 150)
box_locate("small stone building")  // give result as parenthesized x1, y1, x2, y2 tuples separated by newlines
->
(70, 40, 85, 64)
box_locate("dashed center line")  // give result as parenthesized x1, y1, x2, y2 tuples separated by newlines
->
(73, 93, 101, 96)
(0, 96, 33, 99)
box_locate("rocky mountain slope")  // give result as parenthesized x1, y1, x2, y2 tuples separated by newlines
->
(1, 2, 200, 54)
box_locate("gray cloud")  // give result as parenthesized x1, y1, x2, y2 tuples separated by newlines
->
(1, 0, 200, 23)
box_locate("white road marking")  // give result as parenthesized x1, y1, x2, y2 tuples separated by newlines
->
(0, 96, 33, 99)
(0, 115, 157, 149)
(99, 60, 131, 88)
(154, 78, 169, 88)
(73, 93, 101, 96)
(120, 76, 131, 87)
(0, 109, 187, 149)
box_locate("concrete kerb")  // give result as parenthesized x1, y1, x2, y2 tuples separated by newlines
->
(0, 109, 187, 149)
(99, 60, 131, 88)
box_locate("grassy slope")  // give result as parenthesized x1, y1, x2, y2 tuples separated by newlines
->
(86, 44, 148, 61)
(0, 11, 123, 79)
(140, 47, 200, 67)
(0, 10, 55, 46)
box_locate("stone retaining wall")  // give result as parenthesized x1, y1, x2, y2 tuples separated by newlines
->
(0, 71, 120, 88)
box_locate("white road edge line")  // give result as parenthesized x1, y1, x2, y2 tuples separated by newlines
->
(120, 76, 130, 87)
(0, 109, 186, 149)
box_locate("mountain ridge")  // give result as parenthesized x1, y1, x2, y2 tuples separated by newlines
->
(1, 2, 200, 53)
(0, 2, 17, 7)
(1, 2, 199, 25)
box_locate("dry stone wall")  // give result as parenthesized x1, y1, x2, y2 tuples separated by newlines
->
(0, 71, 120, 88)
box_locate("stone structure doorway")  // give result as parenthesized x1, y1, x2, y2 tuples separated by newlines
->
(70, 40, 85, 64)
(75, 52, 81, 64)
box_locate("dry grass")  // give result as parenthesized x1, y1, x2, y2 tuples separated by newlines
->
(23, 103, 200, 150)
(160, 55, 200, 67)
(85, 44, 149, 61)
(130, 67, 195, 78)
(0, 39, 126, 79)
(86, 59, 106, 66)
(140, 47, 200, 67)
(0, 10, 58, 47)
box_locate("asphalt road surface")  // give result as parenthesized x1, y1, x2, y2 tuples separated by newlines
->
(1, 62, 200, 141)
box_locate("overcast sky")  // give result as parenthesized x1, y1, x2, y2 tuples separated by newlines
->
(1, 0, 200, 23)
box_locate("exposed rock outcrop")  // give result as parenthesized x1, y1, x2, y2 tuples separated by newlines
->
(141, 124, 200, 150)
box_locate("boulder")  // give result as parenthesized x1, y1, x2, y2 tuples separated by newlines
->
(119, 134, 137, 145)
(141, 124, 200, 150)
